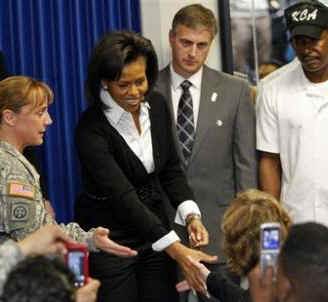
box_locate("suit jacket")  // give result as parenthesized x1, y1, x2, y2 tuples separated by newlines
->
(74, 91, 194, 248)
(0, 51, 9, 81)
(155, 65, 258, 256)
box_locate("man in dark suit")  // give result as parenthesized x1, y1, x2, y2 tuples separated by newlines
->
(155, 4, 258, 301)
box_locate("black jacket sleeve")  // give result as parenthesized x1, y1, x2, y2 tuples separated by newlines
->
(207, 271, 251, 302)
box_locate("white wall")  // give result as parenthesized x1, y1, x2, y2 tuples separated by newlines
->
(140, 0, 222, 71)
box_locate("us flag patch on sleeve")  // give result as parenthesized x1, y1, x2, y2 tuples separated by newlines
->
(7, 182, 36, 200)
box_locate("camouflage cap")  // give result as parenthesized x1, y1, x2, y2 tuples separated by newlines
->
(285, 0, 328, 39)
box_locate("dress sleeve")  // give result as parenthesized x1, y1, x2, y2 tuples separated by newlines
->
(207, 271, 250, 302)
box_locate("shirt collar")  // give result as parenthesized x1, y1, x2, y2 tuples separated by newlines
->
(100, 88, 150, 125)
(170, 64, 203, 91)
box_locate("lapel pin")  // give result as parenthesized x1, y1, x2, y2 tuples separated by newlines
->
(211, 92, 218, 102)
(216, 120, 223, 127)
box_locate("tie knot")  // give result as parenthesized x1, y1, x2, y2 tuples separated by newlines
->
(181, 80, 192, 91)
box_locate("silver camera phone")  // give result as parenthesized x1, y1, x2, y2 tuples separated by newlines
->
(260, 222, 281, 279)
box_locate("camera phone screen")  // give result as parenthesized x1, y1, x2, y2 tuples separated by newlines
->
(68, 251, 84, 283)
(262, 228, 280, 250)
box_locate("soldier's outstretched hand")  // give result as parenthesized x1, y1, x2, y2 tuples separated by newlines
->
(93, 227, 138, 257)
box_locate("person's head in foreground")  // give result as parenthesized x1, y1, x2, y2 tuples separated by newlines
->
(0, 76, 53, 152)
(276, 222, 328, 302)
(1, 256, 76, 302)
(222, 189, 292, 277)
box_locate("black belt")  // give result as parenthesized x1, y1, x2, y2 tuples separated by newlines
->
(85, 180, 161, 203)
(85, 192, 108, 201)
(136, 181, 160, 203)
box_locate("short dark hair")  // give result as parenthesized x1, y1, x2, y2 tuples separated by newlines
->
(279, 222, 328, 302)
(86, 31, 159, 106)
(172, 4, 217, 38)
(1, 256, 76, 302)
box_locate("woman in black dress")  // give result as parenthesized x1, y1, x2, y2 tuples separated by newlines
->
(74, 31, 217, 302)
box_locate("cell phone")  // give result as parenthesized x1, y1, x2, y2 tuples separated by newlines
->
(260, 222, 281, 279)
(64, 242, 89, 287)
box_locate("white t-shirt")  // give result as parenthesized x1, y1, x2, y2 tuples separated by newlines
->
(257, 58, 328, 225)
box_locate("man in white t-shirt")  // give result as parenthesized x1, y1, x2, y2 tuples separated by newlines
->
(257, 0, 328, 225)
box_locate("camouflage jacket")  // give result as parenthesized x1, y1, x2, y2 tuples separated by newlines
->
(0, 140, 96, 250)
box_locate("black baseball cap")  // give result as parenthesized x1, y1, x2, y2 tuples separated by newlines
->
(285, 0, 328, 39)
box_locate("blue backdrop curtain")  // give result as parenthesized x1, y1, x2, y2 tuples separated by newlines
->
(0, 0, 141, 223)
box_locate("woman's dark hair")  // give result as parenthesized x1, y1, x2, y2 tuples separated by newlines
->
(86, 31, 159, 106)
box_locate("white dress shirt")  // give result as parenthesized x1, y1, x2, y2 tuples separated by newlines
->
(100, 89, 201, 251)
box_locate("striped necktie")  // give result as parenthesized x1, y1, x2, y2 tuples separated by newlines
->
(177, 80, 195, 164)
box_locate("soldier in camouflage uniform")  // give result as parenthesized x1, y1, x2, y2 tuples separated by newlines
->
(0, 139, 96, 245)
(0, 76, 137, 257)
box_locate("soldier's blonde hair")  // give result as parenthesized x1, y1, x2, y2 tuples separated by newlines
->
(222, 189, 292, 277)
(0, 76, 53, 123)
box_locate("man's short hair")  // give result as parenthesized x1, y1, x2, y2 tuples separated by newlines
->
(279, 222, 328, 302)
(1, 256, 76, 302)
(172, 4, 218, 38)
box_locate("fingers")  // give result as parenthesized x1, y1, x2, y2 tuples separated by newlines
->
(188, 233, 199, 248)
(76, 278, 101, 302)
(48, 241, 68, 255)
(94, 227, 137, 257)
(262, 266, 274, 286)
(185, 273, 207, 295)
(188, 221, 209, 248)
(199, 253, 218, 264)
(51, 225, 74, 243)
(101, 238, 138, 257)
(176, 280, 190, 293)
(199, 228, 209, 246)
(182, 256, 208, 294)
(188, 255, 204, 269)
(248, 264, 275, 302)
(95, 227, 109, 236)
(85, 277, 101, 291)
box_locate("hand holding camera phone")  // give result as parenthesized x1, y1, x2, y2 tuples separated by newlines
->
(65, 242, 89, 287)
(260, 222, 280, 280)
